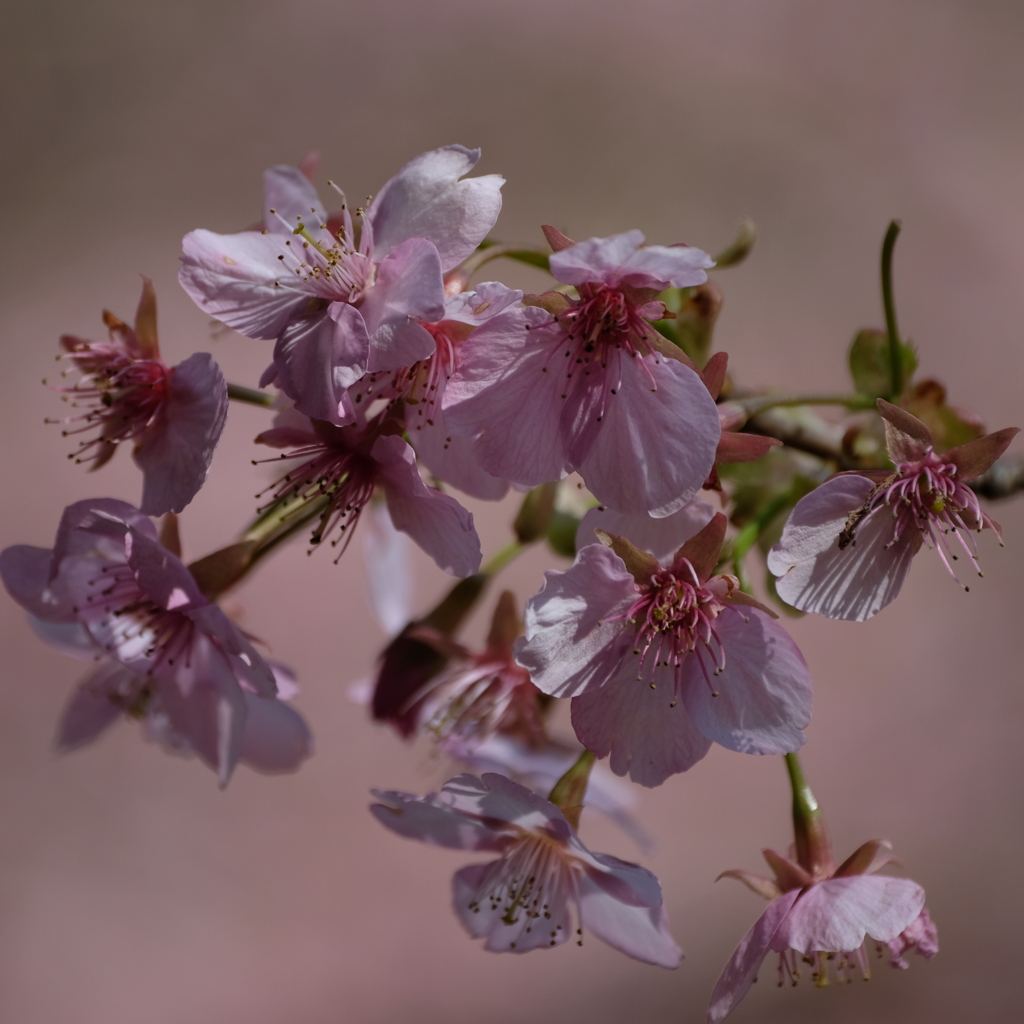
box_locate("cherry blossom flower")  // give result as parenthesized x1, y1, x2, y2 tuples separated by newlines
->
(350, 281, 521, 500)
(443, 228, 722, 516)
(370, 771, 682, 966)
(48, 279, 227, 515)
(515, 514, 812, 786)
(254, 404, 481, 576)
(708, 838, 934, 1022)
(179, 146, 503, 424)
(393, 591, 546, 748)
(768, 399, 1019, 620)
(0, 499, 282, 783)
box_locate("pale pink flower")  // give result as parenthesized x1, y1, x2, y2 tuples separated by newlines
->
(708, 839, 934, 1022)
(49, 280, 227, 515)
(442, 229, 722, 516)
(254, 404, 481, 576)
(768, 400, 1019, 620)
(515, 514, 812, 787)
(0, 499, 286, 783)
(370, 772, 682, 966)
(179, 147, 503, 424)
(576, 496, 716, 563)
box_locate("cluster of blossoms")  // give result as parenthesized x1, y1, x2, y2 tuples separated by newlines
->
(5, 143, 1019, 1018)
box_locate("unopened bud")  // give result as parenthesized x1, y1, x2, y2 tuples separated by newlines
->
(513, 482, 558, 543)
(712, 217, 756, 268)
(674, 279, 723, 367)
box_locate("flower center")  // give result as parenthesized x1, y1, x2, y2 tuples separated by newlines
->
(867, 448, 986, 582)
(567, 285, 651, 352)
(47, 345, 170, 464)
(626, 562, 729, 694)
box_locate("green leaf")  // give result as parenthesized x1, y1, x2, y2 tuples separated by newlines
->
(502, 249, 550, 272)
(848, 328, 917, 398)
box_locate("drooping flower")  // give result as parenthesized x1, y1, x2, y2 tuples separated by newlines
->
(179, 146, 504, 424)
(514, 514, 812, 787)
(708, 838, 935, 1022)
(0, 499, 283, 784)
(48, 279, 228, 515)
(381, 590, 546, 748)
(350, 281, 521, 500)
(253, 403, 481, 577)
(442, 228, 722, 516)
(767, 399, 1019, 620)
(370, 771, 682, 966)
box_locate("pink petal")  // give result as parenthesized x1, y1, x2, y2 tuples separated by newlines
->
(238, 691, 313, 773)
(179, 229, 318, 340)
(56, 662, 134, 750)
(679, 609, 811, 755)
(443, 281, 523, 325)
(184, 604, 277, 696)
(123, 526, 207, 612)
(774, 876, 925, 953)
(877, 399, 934, 464)
(273, 305, 368, 423)
(945, 426, 1019, 479)
(262, 165, 327, 235)
(369, 145, 504, 272)
(361, 502, 414, 636)
(768, 476, 918, 621)
(549, 230, 648, 287)
(373, 435, 482, 577)
(442, 309, 568, 486)
(0, 545, 71, 620)
(27, 616, 98, 659)
(571, 667, 714, 786)
(134, 352, 228, 515)
(707, 890, 802, 1024)
(513, 544, 638, 699)
(409, 412, 509, 501)
(370, 786, 508, 852)
(577, 872, 682, 968)
(576, 499, 715, 563)
(567, 354, 720, 517)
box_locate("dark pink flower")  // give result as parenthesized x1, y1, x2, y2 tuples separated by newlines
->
(708, 839, 934, 1022)
(515, 515, 812, 786)
(49, 280, 227, 515)
(0, 500, 291, 783)
(768, 400, 1019, 620)
(371, 772, 682, 966)
(442, 229, 722, 516)
(254, 404, 481, 577)
(179, 147, 503, 424)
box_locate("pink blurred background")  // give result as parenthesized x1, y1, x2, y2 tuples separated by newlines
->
(1, 1, 1022, 1021)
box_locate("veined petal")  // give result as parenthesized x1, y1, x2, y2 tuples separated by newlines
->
(179, 229, 318, 340)
(514, 545, 637, 699)
(549, 231, 648, 287)
(374, 435, 481, 577)
(369, 145, 504, 272)
(774, 876, 925, 953)
(707, 890, 801, 1024)
(135, 352, 228, 515)
(679, 609, 811, 755)
(567, 353, 720, 517)
(768, 476, 918, 621)
(410, 412, 509, 501)
(571, 666, 713, 786)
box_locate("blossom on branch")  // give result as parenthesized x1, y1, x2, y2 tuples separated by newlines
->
(708, 838, 935, 1022)
(49, 279, 227, 515)
(768, 399, 1019, 620)
(179, 146, 503, 424)
(254, 405, 481, 576)
(515, 514, 812, 786)
(443, 229, 722, 516)
(371, 771, 682, 966)
(0, 499, 295, 784)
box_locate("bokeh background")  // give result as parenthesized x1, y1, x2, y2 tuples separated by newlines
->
(1, 1, 1022, 1021)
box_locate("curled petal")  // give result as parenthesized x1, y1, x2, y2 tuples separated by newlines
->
(576, 499, 715, 563)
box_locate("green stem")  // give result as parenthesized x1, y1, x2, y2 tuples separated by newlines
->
(736, 393, 874, 417)
(227, 383, 275, 408)
(880, 220, 903, 399)
(481, 539, 524, 576)
(459, 242, 551, 278)
(784, 752, 833, 878)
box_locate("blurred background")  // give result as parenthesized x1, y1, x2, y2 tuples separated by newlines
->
(1, 0, 1022, 1021)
